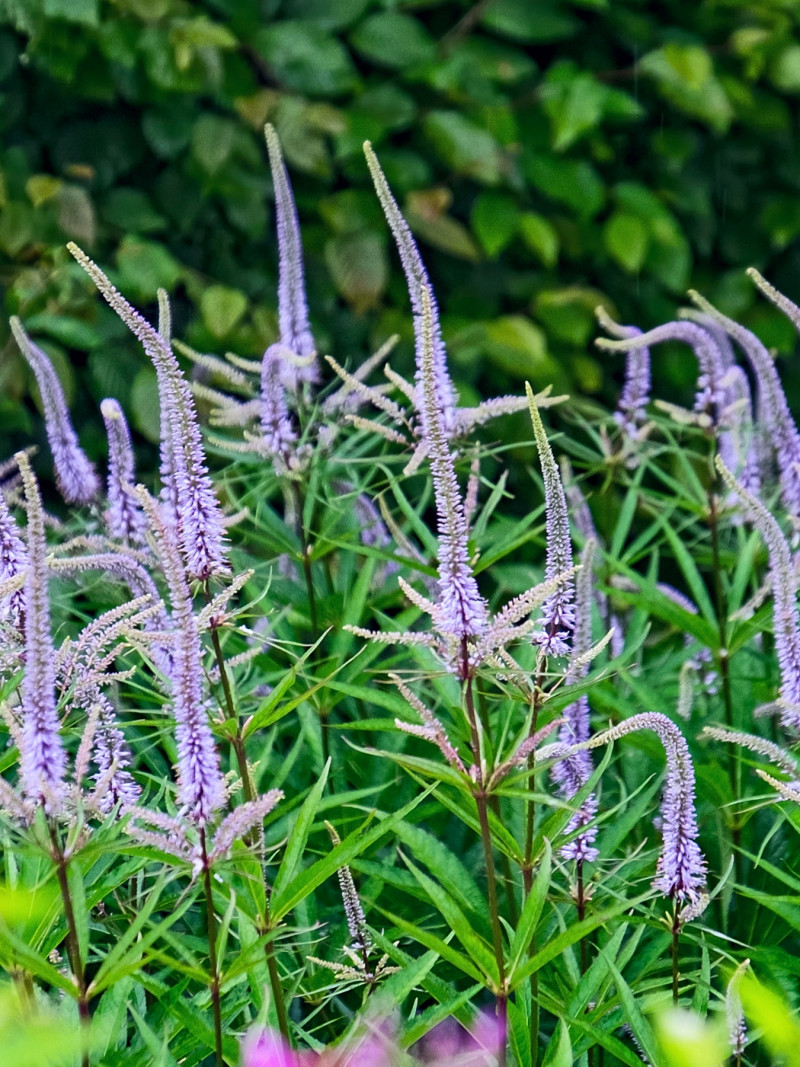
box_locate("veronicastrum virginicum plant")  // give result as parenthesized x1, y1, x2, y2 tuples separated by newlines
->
(1, 125, 799, 1067)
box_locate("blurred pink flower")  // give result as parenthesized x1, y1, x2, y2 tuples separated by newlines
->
(241, 1010, 504, 1067)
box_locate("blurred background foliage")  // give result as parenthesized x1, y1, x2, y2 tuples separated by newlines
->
(2, 0, 800, 470)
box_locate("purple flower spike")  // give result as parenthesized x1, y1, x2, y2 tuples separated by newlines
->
(0, 479, 27, 629)
(16, 452, 67, 815)
(138, 488, 225, 825)
(553, 538, 598, 862)
(11, 318, 99, 505)
(526, 384, 575, 656)
(593, 712, 706, 904)
(418, 285, 487, 652)
(101, 398, 148, 545)
(716, 455, 800, 729)
(365, 142, 459, 436)
(265, 125, 317, 388)
(259, 343, 297, 468)
(92, 697, 141, 813)
(689, 287, 800, 517)
(597, 320, 729, 423)
(596, 309, 651, 440)
(68, 245, 228, 580)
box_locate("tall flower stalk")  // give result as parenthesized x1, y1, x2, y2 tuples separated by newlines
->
(11, 318, 99, 505)
(68, 245, 229, 581)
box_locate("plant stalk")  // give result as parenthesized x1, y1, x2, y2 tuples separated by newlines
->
(200, 829, 224, 1067)
(49, 822, 90, 1067)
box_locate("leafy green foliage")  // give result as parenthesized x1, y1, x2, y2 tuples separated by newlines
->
(4, 0, 800, 470)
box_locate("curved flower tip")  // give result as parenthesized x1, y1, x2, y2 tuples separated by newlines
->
(11, 317, 100, 505)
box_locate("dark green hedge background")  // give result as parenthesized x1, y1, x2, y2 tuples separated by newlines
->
(2, 0, 800, 468)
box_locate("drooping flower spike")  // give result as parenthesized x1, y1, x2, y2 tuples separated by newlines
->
(265, 123, 317, 388)
(716, 455, 800, 729)
(11, 318, 100, 505)
(596, 319, 730, 426)
(101, 398, 148, 546)
(68, 245, 228, 580)
(15, 451, 67, 815)
(688, 287, 800, 517)
(542, 711, 706, 907)
(596, 307, 651, 441)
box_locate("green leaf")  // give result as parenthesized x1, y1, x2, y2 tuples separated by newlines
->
(423, 112, 502, 184)
(270, 787, 434, 921)
(325, 231, 388, 310)
(471, 192, 519, 258)
(130, 368, 161, 444)
(527, 156, 605, 219)
(606, 954, 659, 1066)
(508, 839, 551, 983)
(603, 212, 649, 273)
(271, 762, 330, 901)
(542, 1019, 573, 1067)
(201, 285, 248, 339)
(519, 213, 559, 268)
(483, 316, 556, 381)
(401, 854, 499, 984)
(481, 0, 578, 43)
(43, 0, 98, 25)
(543, 70, 607, 152)
(191, 114, 237, 175)
(116, 236, 182, 301)
(254, 22, 357, 96)
(350, 13, 434, 69)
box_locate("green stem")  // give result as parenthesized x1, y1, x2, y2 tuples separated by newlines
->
(200, 830, 224, 1067)
(671, 908, 681, 1005)
(205, 588, 289, 1041)
(708, 463, 742, 888)
(461, 644, 507, 1067)
(49, 823, 90, 1067)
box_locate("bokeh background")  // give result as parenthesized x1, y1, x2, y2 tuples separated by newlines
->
(2, 0, 800, 475)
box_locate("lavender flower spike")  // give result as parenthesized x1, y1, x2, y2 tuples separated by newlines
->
(552, 537, 598, 862)
(101, 399, 148, 546)
(418, 284, 487, 654)
(688, 287, 800, 517)
(16, 452, 67, 814)
(68, 245, 228, 580)
(0, 480, 27, 629)
(526, 383, 575, 656)
(265, 124, 317, 387)
(716, 455, 800, 729)
(10, 318, 100, 505)
(596, 320, 729, 424)
(259, 343, 297, 470)
(137, 487, 225, 824)
(365, 142, 459, 436)
(596, 308, 651, 440)
(589, 712, 705, 904)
